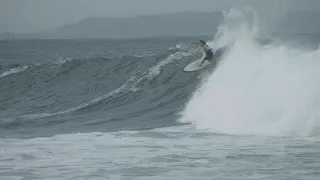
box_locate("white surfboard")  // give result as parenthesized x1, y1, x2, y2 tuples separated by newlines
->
(182, 59, 211, 72)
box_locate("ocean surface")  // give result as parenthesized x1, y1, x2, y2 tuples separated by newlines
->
(1, 9, 320, 180)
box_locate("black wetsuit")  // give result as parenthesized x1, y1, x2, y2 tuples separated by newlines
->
(203, 46, 213, 61)
(202, 45, 227, 63)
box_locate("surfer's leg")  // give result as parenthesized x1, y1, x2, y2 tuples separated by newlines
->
(205, 53, 213, 61)
(199, 56, 207, 66)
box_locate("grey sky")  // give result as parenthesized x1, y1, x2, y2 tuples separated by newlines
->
(1, 0, 320, 33)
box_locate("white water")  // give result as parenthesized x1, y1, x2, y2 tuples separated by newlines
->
(1, 127, 319, 180)
(180, 8, 320, 137)
(0, 65, 28, 78)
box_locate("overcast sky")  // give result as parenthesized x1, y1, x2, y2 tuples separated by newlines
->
(1, 0, 320, 33)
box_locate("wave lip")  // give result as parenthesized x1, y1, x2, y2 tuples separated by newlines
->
(0, 65, 28, 78)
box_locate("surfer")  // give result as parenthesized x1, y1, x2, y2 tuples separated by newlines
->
(191, 40, 225, 66)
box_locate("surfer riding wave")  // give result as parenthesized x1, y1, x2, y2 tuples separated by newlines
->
(191, 40, 226, 66)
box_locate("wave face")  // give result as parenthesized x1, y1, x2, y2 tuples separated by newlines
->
(1, 9, 320, 139)
(0, 37, 209, 138)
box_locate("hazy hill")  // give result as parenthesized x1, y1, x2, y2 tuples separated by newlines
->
(42, 11, 223, 39)
(0, 12, 223, 39)
(1, 11, 320, 39)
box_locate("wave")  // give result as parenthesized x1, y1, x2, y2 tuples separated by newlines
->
(0, 45, 197, 130)
(2, 7, 320, 138)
